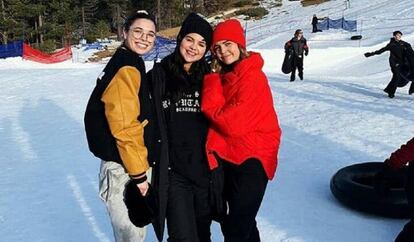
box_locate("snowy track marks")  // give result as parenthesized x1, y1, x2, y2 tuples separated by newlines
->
(67, 174, 111, 242)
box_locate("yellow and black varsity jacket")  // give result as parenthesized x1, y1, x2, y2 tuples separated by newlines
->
(84, 45, 157, 178)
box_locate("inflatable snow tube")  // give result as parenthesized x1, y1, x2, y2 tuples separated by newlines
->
(350, 35, 362, 40)
(330, 162, 410, 218)
(281, 51, 293, 74)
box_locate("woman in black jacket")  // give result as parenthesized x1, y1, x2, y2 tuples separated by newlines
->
(149, 13, 213, 242)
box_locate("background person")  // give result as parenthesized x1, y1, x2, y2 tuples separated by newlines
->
(364, 31, 414, 98)
(377, 137, 414, 242)
(285, 29, 309, 82)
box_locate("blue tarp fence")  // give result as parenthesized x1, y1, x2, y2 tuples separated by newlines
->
(1, 37, 193, 61)
(83, 42, 105, 51)
(317, 17, 357, 32)
(81, 36, 176, 61)
(143, 36, 176, 61)
(0, 41, 23, 59)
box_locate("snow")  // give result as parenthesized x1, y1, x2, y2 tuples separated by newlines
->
(1, 0, 413, 241)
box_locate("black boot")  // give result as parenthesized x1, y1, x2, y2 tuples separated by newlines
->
(299, 72, 303, 80)
(384, 89, 395, 98)
(290, 74, 295, 82)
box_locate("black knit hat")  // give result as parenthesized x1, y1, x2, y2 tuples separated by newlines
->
(177, 13, 213, 50)
(124, 181, 158, 228)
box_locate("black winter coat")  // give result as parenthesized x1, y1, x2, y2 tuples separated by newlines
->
(285, 37, 309, 57)
(147, 61, 169, 242)
(84, 45, 157, 169)
(373, 38, 413, 70)
(148, 59, 211, 241)
(312, 16, 318, 25)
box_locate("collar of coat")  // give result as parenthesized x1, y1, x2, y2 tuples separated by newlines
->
(221, 52, 264, 84)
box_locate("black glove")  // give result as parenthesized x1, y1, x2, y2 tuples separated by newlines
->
(364, 52, 374, 58)
(305, 51, 309, 56)
(209, 163, 226, 222)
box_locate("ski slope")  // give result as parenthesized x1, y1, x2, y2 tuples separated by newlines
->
(0, 0, 413, 241)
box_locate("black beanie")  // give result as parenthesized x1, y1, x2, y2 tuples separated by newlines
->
(177, 13, 213, 50)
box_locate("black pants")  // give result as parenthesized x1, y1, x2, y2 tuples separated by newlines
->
(384, 67, 401, 95)
(395, 162, 414, 242)
(220, 158, 268, 242)
(167, 171, 212, 242)
(312, 24, 318, 33)
(291, 56, 304, 81)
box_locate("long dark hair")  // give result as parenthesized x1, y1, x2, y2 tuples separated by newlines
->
(162, 47, 210, 101)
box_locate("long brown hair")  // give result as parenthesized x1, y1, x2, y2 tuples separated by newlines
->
(212, 45, 250, 73)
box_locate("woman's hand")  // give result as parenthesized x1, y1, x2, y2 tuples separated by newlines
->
(136, 181, 149, 196)
(132, 173, 149, 196)
(211, 58, 222, 73)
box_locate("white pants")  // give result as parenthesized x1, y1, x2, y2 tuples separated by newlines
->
(99, 161, 151, 242)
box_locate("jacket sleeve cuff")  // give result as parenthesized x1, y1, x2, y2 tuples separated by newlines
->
(130, 171, 146, 179)
(131, 175, 147, 184)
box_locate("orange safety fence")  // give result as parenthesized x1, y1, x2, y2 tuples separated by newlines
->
(23, 44, 72, 64)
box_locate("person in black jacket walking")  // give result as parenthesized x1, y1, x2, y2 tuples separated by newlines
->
(148, 13, 213, 242)
(84, 11, 157, 242)
(285, 29, 309, 82)
(364, 31, 414, 98)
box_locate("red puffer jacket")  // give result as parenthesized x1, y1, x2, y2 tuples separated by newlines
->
(201, 52, 281, 180)
(385, 137, 414, 170)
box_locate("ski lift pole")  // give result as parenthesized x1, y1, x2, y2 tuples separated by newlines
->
(359, 19, 363, 48)
(244, 20, 248, 43)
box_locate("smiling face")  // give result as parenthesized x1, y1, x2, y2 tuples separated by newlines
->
(123, 18, 156, 55)
(213, 40, 241, 65)
(179, 33, 207, 70)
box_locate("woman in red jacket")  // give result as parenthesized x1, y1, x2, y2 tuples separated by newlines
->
(201, 19, 281, 242)
(383, 137, 414, 242)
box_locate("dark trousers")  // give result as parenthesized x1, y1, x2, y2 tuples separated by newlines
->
(384, 67, 401, 95)
(220, 158, 268, 242)
(312, 24, 318, 33)
(395, 162, 414, 242)
(167, 171, 212, 242)
(291, 56, 304, 81)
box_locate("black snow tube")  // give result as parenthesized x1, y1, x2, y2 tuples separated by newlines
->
(281, 50, 294, 74)
(330, 162, 410, 218)
(350, 35, 362, 40)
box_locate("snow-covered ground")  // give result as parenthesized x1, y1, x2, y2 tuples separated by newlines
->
(1, 0, 413, 241)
